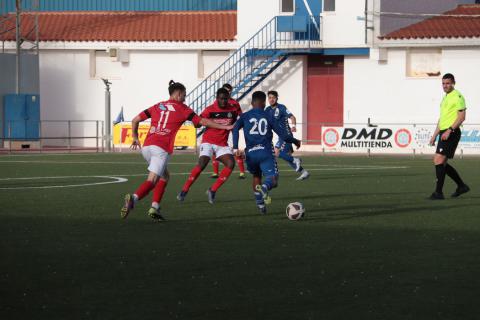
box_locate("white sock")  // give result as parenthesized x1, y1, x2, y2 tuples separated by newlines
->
(152, 202, 159, 209)
(133, 194, 139, 203)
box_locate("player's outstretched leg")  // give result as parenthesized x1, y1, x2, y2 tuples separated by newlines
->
(178, 156, 209, 202)
(211, 156, 219, 178)
(149, 173, 169, 221)
(277, 147, 309, 180)
(430, 154, 447, 200)
(445, 163, 470, 197)
(236, 155, 246, 179)
(121, 178, 156, 219)
(252, 175, 267, 214)
(207, 154, 235, 204)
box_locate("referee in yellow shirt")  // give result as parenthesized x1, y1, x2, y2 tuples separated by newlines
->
(429, 73, 470, 200)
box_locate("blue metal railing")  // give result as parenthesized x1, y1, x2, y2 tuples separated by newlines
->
(186, 15, 321, 114)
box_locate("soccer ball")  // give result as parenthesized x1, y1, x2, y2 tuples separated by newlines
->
(286, 202, 305, 221)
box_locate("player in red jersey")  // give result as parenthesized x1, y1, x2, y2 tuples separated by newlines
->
(121, 81, 233, 221)
(177, 87, 240, 204)
(211, 83, 247, 179)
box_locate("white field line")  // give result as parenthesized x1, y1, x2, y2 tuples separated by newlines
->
(0, 176, 127, 190)
(0, 165, 409, 190)
(0, 159, 409, 170)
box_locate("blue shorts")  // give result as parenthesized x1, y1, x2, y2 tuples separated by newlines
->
(275, 140, 293, 154)
(245, 151, 279, 177)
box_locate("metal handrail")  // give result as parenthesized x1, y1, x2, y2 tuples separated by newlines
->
(186, 15, 322, 114)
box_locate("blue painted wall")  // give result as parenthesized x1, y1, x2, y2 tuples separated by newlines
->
(2, 0, 237, 13)
(294, 0, 322, 16)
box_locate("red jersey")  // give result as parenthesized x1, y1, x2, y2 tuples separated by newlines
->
(200, 99, 242, 146)
(138, 99, 201, 153)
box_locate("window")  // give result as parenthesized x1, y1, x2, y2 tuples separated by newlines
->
(406, 48, 442, 78)
(324, 0, 335, 12)
(280, 0, 294, 14)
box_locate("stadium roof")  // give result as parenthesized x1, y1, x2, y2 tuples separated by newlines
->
(0, 11, 237, 42)
(380, 4, 480, 40)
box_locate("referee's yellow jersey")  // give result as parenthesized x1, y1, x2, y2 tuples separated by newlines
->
(439, 89, 466, 130)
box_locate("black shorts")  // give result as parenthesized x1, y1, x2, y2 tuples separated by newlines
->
(436, 129, 461, 159)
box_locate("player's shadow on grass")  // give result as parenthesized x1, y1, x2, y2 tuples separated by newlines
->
(304, 202, 476, 222)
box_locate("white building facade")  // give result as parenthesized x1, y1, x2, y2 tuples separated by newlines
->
(3, 0, 479, 154)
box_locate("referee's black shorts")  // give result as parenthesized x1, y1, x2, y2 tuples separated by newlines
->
(436, 129, 461, 159)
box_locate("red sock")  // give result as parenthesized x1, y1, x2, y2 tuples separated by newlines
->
(152, 178, 168, 204)
(211, 167, 233, 192)
(134, 180, 155, 201)
(182, 165, 203, 192)
(236, 156, 245, 174)
(212, 158, 219, 175)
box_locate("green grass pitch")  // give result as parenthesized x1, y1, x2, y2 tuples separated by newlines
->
(1, 153, 479, 319)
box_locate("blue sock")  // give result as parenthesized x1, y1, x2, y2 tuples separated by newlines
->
(254, 192, 265, 206)
(263, 175, 276, 190)
(279, 151, 296, 170)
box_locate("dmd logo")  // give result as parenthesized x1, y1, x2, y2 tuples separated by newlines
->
(340, 128, 393, 148)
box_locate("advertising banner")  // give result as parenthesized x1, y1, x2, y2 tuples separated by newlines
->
(322, 126, 414, 151)
(113, 122, 196, 147)
(321, 124, 480, 154)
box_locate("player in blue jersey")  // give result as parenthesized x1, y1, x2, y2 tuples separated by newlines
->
(232, 91, 301, 214)
(265, 91, 309, 180)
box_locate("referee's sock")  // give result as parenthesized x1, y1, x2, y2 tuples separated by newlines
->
(435, 164, 447, 194)
(445, 163, 465, 187)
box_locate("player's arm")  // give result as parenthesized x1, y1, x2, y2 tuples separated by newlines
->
(199, 117, 233, 131)
(270, 117, 301, 149)
(131, 108, 151, 149)
(183, 106, 233, 130)
(288, 114, 297, 132)
(232, 116, 244, 157)
(284, 107, 297, 132)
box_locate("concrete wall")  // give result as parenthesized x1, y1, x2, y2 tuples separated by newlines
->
(344, 48, 480, 125)
(322, 0, 368, 47)
(38, 48, 231, 145)
(237, 0, 279, 44)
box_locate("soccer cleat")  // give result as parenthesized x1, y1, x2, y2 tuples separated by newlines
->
(177, 191, 188, 202)
(429, 192, 445, 200)
(121, 194, 134, 219)
(239, 172, 246, 179)
(207, 188, 216, 204)
(255, 184, 271, 205)
(257, 204, 267, 215)
(296, 170, 310, 181)
(293, 158, 302, 172)
(451, 184, 470, 198)
(148, 207, 166, 222)
(211, 173, 219, 179)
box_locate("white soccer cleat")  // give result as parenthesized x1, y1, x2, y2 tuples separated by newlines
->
(296, 170, 310, 181)
(293, 158, 302, 172)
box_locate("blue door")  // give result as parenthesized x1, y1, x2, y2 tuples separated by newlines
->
(3, 94, 40, 140)
(4, 95, 26, 139)
(25, 95, 40, 139)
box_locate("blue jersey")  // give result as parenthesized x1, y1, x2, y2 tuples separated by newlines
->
(232, 108, 297, 153)
(233, 108, 298, 177)
(265, 104, 293, 136)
